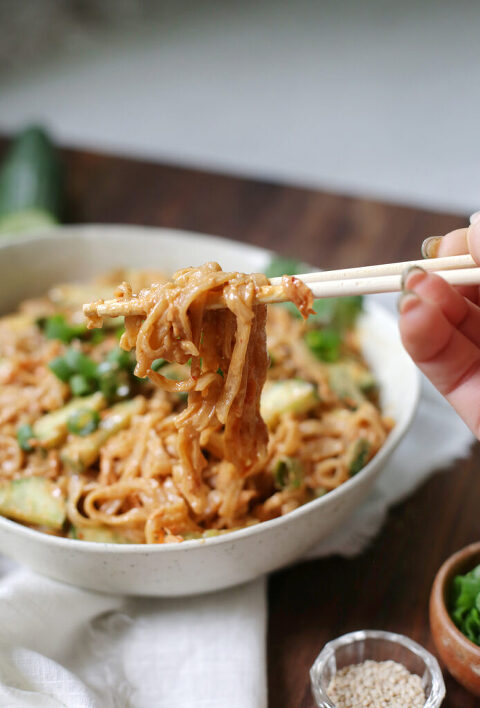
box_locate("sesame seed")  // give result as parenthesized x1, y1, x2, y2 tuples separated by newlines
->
(326, 660, 425, 708)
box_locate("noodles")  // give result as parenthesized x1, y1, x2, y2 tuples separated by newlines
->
(0, 264, 393, 543)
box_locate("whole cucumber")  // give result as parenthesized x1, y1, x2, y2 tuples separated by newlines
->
(0, 126, 62, 234)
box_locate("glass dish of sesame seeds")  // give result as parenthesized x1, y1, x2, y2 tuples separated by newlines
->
(310, 630, 445, 708)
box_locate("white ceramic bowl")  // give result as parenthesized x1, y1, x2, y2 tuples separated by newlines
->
(0, 225, 419, 596)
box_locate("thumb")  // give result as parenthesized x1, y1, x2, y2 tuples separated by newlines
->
(467, 212, 480, 265)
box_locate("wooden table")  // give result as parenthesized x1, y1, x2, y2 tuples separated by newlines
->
(2, 138, 479, 706)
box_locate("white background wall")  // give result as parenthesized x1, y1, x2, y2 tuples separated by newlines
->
(0, 0, 478, 214)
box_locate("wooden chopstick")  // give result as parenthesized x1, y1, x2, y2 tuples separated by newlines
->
(83, 255, 480, 320)
(304, 267, 480, 299)
(268, 253, 475, 285)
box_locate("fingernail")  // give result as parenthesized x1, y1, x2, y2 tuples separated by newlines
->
(470, 211, 480, 225)
(397, 290, 420, 315)
(400, 264, 426, 291)
(421, 236, 442, 258)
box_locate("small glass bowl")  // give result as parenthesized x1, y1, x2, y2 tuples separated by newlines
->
(310, 629, 446, 707)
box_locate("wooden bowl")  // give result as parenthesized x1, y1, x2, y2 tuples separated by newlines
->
(430, 541, 480, 696)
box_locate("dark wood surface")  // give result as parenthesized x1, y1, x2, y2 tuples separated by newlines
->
(1, 137, 478, 706)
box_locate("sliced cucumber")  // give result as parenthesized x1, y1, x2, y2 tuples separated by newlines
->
(0, 477, 66, 529)
(33, 392, 106, 448)
(61, 396, 145, 471)
(260, 379, 318, 427)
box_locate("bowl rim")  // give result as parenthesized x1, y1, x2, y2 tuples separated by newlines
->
(310, 629, 446, 707)
(430, 540, 480, 656)
(0, 224, 420, 554)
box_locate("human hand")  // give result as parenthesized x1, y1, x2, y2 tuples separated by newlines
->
(398, 213, 480, 437)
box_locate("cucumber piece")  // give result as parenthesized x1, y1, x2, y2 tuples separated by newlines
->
(0, 477, 66, 529)
(260, 379, 318, 427)
(69, 525, 131, 543)
(0, 126, 62, 234)
(328, 364, 366, 407)
(61, 396, 145, 471)
(33, 392, 106, 448)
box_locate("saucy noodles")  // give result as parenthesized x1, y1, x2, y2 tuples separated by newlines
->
(0, 263, 392, 543)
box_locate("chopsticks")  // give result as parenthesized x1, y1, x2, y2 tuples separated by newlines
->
(83, 254, 480, 320)
(269, 253, 480, 299)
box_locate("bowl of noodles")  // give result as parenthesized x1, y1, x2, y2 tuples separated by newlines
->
(0, 225, 419, 596)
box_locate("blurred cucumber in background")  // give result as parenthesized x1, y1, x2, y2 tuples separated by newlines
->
(0, 126, 62, 235)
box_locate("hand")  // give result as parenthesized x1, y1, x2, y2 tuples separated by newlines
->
(398, 213, 480, 438)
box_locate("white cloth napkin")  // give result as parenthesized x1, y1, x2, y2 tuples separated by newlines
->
(0, 294, 474, 708)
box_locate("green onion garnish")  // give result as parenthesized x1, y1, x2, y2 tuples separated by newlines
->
(69, 374, 93, 397)
(17, 423, 36, 451)
(67, 408, 100, 436)
(151, 358, 167, 371)
(90, 330, 105, 345)
(348, 439, 371, 476)
(273, 457, 303, 490)
(41, 314, 87, 343)
(64, 349, 98, 379)
(107, 347, 134, 371)
(48, 356, 72, 382)
(305, 328, 341, 362)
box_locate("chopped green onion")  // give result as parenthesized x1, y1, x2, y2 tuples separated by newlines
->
(348, 439, 371, 476)
(305, 328, 341, 362)
(97, 369, 119, 401)
(49, 356, 72, 382)
(41, 314, 87, 343)
(17, 423, 35, 451)
(273, 457, 303, 490)
(310, 296, 363, 331)
(69, 374, 93, 397)
(107, 347, 134, 371)
(49, 344, 139, 404)
(67, 408, 100, 436)
(64, 349, 98, 379)
(90, 330, 105, 345)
